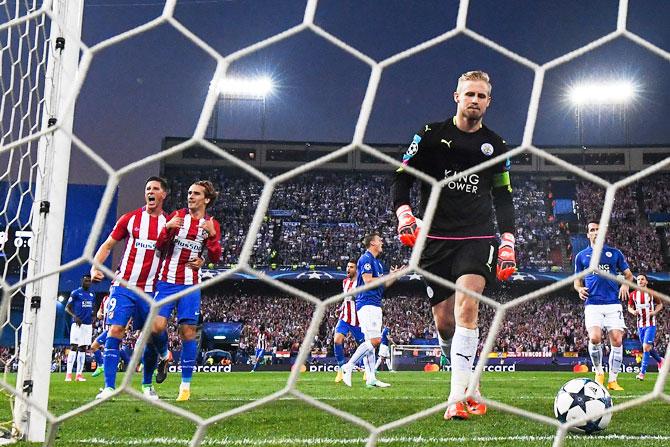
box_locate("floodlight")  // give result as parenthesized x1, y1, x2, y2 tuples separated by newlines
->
(217, 76, 274, 100)
(568, 80, 637, 106)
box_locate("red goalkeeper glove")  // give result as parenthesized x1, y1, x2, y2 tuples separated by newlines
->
(497, 232, 517, 281)
(396, 205, 421, 248)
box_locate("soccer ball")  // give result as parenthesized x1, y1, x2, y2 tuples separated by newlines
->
(553, 378, 612, 434)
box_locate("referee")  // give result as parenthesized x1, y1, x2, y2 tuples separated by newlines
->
(391, 70, 517, 421)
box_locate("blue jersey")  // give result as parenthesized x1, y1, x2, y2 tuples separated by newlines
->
(355, 250, 385, 309)
(67, 287, 95, 324)
(381, 327, 390, 346)
(574, 244, 630, 306)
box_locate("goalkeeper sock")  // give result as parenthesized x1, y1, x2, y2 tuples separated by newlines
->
(103, 337, 121, 389)
(449, 326, 478, 403)
(437, 332, 452, 362)
(334, 343, 345, 367)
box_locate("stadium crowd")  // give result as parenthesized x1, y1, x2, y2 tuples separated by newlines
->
(576, 181, 664, 272)
(194, 292, 669, 362)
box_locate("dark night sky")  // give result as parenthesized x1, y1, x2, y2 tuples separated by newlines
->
(66, 0, 669, 213)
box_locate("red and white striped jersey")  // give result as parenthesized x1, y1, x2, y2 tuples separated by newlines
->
(256, 330, 271, 351)
(100, 295, 110, 321)
(338, 277, 359, 326)
(157, 209, 222, 285)
(629, 290, 658, 328)
(110, 207, 167, 292)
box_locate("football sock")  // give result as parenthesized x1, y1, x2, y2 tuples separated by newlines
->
(142, 343, 158, 386)
(347, 340, 373, 368)
(103, 337, 122, 389)
(76, 351, 85, 375)
(334, 343, 345, 367)
(93, 349, 103, 368)
(641, 351, 650, 374)
(609, 345, 623, 382)
(449, 326, 478, 403)
(181, 339, 197, 383)
(66, 350, 76, 376)
(650, 348, 662, 363)
(364, 350, 376, 384)
(588, 342, 604, 374)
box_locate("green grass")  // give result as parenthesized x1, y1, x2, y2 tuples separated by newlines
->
(1, 371, 669, 446)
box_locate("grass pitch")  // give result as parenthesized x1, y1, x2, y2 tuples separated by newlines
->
(1, 371, 669, 446)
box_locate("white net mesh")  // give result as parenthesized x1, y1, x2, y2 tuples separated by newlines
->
(1, 0, 669, 445)
(0, 0, 49, 438)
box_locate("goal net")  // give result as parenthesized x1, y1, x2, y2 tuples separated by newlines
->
(0, 0, 668, 446)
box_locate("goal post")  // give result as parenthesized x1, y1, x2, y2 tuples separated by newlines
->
(10, 0, 84, 442)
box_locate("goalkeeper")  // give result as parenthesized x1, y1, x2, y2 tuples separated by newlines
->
(391, 70, 517, 421)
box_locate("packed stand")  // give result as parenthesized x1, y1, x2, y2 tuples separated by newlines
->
(641, 174, 670, 214)
(576, 181, 664, 272)
(164, 167, 578, 272)
(198, 292, 670, 361)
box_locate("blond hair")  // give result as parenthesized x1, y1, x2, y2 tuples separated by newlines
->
(457, 70, 492, 94)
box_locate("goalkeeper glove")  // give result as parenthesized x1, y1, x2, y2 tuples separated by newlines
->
(396, 205, 422, 247)
(496, 232, 517, 281)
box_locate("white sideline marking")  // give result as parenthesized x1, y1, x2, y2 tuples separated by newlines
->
(80, 434, 670, 445)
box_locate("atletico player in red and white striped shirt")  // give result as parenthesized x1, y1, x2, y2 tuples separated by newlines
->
(90, 176, 169, 398)
(627, 274, 664, 380)
(334, 259, 365, 383)
(144, 180, 222, 401)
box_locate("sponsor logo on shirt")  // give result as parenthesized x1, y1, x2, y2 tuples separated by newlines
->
(444, 170, 480, 194)
(134, 239, 157, 250)
(175, 237, 202, 252)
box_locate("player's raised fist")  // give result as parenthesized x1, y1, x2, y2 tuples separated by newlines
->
(167, 215, 184, 230)
(496, 232, 516, 281)
(396, 205, 421, 248)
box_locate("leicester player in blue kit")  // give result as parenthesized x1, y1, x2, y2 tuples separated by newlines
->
(64, 275, 95, 382)
(375, 326, 395, 372)
(341, 233, 398, 388)
(574, 222, 634, 391)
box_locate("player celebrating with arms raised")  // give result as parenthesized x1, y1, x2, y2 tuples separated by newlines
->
(143, 180, 222, 401)
(391, 71, 516, 420)
(574, 222, 634, 391)
(627, 273, 664, 380)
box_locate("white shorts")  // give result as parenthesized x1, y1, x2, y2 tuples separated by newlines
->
(70, 323, 93, 347)
(378, 344, 390, 358)
(584, 304, 626, 331)
(357, 305, 382, 340)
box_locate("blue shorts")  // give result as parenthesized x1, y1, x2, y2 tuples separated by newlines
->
(107, 286, 151, 329)
(95, 330, 108, 346)
(639, 326, 657, 345)
(255, 348, 265, 358)
(335, 319, 365, 344)
(154, 281, 201, 325)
